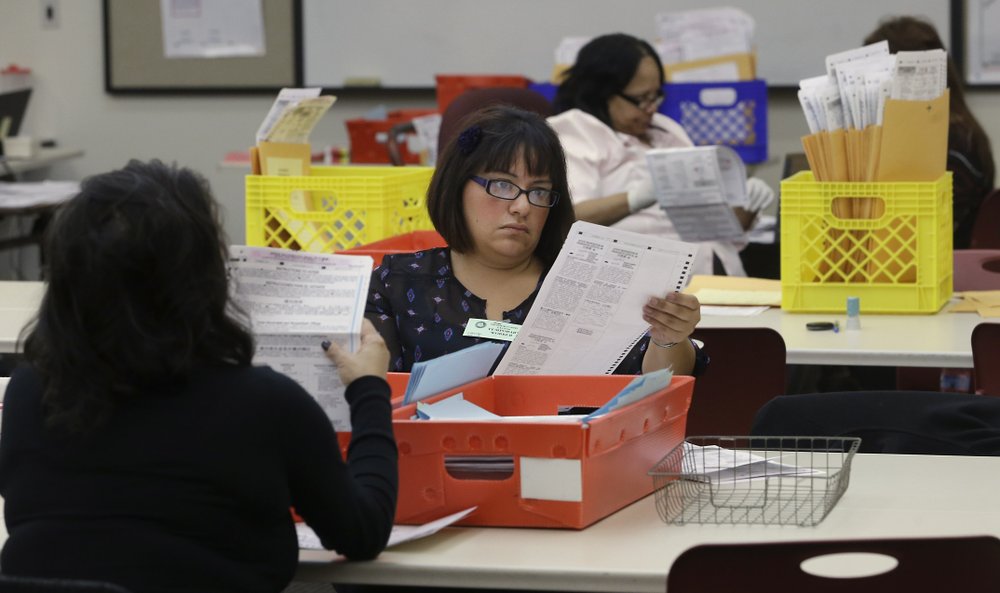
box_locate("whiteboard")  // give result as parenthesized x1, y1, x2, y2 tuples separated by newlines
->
(303, 0, 950, 88)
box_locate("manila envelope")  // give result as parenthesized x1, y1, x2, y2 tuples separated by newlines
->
(257, 141, 311, 177)
(875, 90, 949, 182)
(664, 53, 756, 82)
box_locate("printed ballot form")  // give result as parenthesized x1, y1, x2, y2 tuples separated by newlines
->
(646, 145, 748, 242)
(228, 246, 372, 431)
(494, 221, 699, 375)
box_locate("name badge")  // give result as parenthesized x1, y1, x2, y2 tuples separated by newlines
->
(463, 318, 521, 342)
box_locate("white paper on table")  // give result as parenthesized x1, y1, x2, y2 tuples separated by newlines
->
(699, 305, 770, 317)
(493, 221, 699, 375)
(297, 507, 478, 551)
(681, 443, 818, 485)
(646, 146, 747, 242)
(228, 246, 372, 431)
(0, 181, 78, 209)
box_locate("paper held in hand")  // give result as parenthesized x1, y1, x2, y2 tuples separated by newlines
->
(646, 145, 748, 242)
(227, 246, 372, 432)
(493, 221, 700, 375)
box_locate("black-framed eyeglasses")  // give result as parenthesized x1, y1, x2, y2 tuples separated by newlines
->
(469, 176, 560, 208)
(616, 89, 665, 110)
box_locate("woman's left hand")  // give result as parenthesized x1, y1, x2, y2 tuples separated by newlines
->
(642, 292, 701, 346)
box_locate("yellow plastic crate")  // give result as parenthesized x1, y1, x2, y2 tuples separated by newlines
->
(245, 166, 435, 252)
(780, 171, 953, 313)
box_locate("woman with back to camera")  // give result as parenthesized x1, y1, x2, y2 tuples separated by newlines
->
(0, 160, 397, 593)
(366, 105, 706, 377)
(548, 33, 776, 277)
(865, 16, 996, 249)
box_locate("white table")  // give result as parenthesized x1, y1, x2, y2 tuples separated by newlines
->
(698, 306, 995, 368)
(0, 281, 994, 368)
(296, 453, 1000, 592)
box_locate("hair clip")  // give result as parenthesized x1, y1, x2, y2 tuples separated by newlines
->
(457, 125, 482, 155)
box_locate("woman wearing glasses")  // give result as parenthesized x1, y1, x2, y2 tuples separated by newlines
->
(365, 105, 704, 376)
(549, 33, 774, 276)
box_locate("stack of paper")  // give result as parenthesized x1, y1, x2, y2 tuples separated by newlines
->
(403, 341, 505, 405)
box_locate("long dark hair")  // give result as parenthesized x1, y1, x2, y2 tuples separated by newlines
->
(427, 105, 576, 269)
(553, 33, 664, 127)
(865, 16, 995, 190)
(23, 159, 254, 435)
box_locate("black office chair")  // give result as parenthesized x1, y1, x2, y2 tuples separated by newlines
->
(752, 390, 1000, 455)
(667, 536, 1000, 592)
(0, 575, 133, 593)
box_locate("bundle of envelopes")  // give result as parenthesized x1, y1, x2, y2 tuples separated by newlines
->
(795, 42, 949, 283)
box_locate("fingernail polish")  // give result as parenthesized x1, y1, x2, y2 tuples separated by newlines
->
(321, 340, 331, 351)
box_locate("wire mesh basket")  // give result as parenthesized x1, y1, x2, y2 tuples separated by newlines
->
(648, 436, 861, 526)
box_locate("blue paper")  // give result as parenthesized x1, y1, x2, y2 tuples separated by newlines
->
(403, 341, 506, 405)
(581, 368, 673, 426)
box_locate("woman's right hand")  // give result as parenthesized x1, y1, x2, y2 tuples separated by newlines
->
(323, 319, 389, 385)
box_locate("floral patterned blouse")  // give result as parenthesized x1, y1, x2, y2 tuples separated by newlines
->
(365, 247, 708, 375)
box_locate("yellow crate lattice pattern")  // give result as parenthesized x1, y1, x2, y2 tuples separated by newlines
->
(780, 172, 953, 313)
(246, 166, 435, 252)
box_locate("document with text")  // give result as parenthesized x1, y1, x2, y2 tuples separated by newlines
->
(493, 221, 699, 375)
(228, 246, 372, 431)
(647, 145, 747, 242)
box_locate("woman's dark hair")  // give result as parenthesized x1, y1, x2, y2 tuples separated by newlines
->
(23, 159, 254, 435)
(427, 105, 576, 269)
(553, 33, 664, 127)
(865, 16, 995, 190)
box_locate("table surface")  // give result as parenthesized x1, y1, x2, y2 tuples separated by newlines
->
(698, 305, 994, 368)
(296, 453, 1000, 592)
(0, 281, 994, 367)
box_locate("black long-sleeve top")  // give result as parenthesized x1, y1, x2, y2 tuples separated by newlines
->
(0, 365, 397, 593)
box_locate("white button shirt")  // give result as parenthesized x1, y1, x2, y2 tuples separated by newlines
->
(548, 108, 747, 277)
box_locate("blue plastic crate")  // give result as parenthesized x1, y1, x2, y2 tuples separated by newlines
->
(532, 79, 768, 164)
(662, 80, 768, 164)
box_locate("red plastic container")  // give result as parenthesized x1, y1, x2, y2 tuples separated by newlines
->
(338, 230, 446, 267)
(435, 74, 530, 112)
(345, 109, 438, 164)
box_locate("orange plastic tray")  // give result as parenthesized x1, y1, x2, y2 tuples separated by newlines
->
(390, 374, 693, 529)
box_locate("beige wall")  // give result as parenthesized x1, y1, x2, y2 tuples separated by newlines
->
(2, 0, 997, 258)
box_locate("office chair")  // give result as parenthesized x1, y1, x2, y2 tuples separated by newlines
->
(667, 536, 1000, 592)
(685, 327, 786, 436)
(436, 87, 552, 156)
(896, 249, 1000, 392)
(970, 188, 1000, 249)
(954, 249, 1000, 291)
(973, 323, 1000, 396)
(0, 575, 133, 593)
(751, 390, 1000, 455)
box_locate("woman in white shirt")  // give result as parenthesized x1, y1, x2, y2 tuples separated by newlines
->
(548, 33, 773, 276)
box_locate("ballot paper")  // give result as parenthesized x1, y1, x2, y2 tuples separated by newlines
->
(228, 246, 372, 431)
(493, 221, 699, 375)
(682, 443, 819, 485)
(646, 145, 747, 242)
(297, 507, 477, 551)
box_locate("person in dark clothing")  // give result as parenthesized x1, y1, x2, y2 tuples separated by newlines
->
(0, 160, 398, 593)
(866, 16, 996, 249)
(366, 105, 706, 376)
